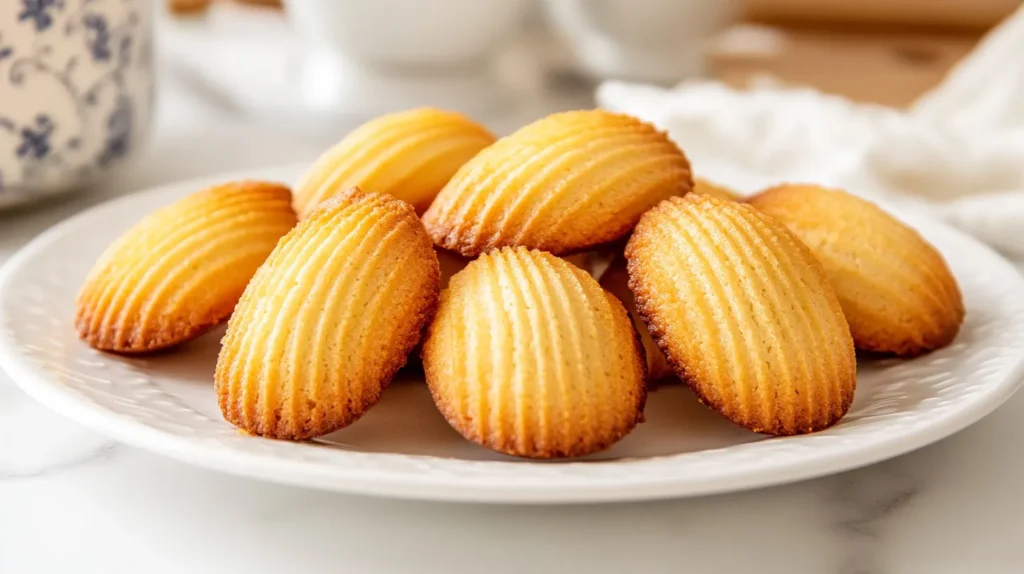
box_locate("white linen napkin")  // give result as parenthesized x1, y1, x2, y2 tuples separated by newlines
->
(596, 5, 1024, 268)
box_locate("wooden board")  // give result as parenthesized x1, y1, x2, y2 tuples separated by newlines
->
(709, 25, 980, 107)
(746, 0, 1019, 30)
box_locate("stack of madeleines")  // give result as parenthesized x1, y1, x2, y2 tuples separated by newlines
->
(75, 107, 965, 458)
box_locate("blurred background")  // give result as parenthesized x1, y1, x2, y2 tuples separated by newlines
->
(163, 0, 1019, 116)
(1, 0, 1021, 211)
(157, 0, 1024, 176)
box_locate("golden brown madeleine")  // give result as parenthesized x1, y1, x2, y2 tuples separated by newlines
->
(693, 177, 740, 201)
(75, 181, 297, 353)
(422, 109, 692, 256)
(750, 184, 964, 355)
(599, 258, 673, 383)
(216, 190, 440, 439)
(414, 249, 591, 367)
(423, 247, 646, 458)
(293, 108, 495, 217)
(437, 249, 590, 290)
(626, 194, 856, 435)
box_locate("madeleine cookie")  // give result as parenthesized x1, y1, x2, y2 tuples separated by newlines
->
(600, 259, 673, 383)
(216, 189, 440, 439)
(626, 194, 856, 435)
(423, 110, 692, 256)
(293, 108, 495, 217)
(693, 177, 740, 201)
(750, 184, 964, 355)
(423, 247, 646, 458)
(75, 181, 296, 353)
(437, 249, 589, 290)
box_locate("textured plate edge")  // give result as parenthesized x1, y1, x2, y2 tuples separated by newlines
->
(3, 332, 1023, 504)
(1, 168, 1024, 503)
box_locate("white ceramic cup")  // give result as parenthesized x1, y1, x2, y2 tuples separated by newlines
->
(282, 0, 533, 119)
(542, 0, 740, 84)
(0, 0, 153, 209)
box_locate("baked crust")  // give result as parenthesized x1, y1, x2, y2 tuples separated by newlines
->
(422, 109, 692, 256)
(293, 108, 495, 217)
(422, 247, 647, 458)
(693, 177, 740, 201)
(626, 194, 856, 435)
(75, 181, 297, 353)
(750, 184, 964, 356)
(600, 257, 673, 383)
(215, 189, 440, 439)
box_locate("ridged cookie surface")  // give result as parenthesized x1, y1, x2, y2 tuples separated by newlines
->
(423, 247, 647, 458)
(436, 250, 590, 290)
(422, 110, 692, 256)
(76, 181, 297, 353)
(626, 194, 856, 435)
(216, 190, 440, 439)
(750, 184, 964, 355)
(599, 259, 673, 383)
(293, 108, 495, 217)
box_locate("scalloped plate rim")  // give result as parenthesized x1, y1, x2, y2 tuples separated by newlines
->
(2, 165, 1023, 504)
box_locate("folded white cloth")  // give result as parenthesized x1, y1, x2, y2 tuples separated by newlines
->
(597, 5, 1024, 268)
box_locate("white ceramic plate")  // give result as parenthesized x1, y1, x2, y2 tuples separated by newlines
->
(3, 165, 1024, 504)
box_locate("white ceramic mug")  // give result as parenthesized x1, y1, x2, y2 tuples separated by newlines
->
(542, 0, 740, 84)
(0, 0, 153, 209)
(282, 0, 532, 119)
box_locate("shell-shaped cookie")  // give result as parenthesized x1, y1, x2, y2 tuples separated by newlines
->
(75, 181, 297, 353)
(423, 247, 647, 458)
(437, 249, 591, 290)
(422, 110, 692, 256)
(293, 108, 495, 217)
(750, 184, 964, 355)
(600, 258, 673, 383)
(216, 189, 441, 439)
(411, 249, 592, 367)
(693, 177, 740, 201)
(626, 194, 856, 435)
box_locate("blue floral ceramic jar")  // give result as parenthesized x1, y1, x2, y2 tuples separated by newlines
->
(0, 0, 153, 209)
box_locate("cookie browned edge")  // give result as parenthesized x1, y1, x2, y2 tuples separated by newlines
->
(420, 254, 648, 458)
(424, 163, 694, 258)
(425, 212, 664, 259)
(75, 182, 294, 354)
(218, 190, 441, 440)
(751, 184, 965, 358)
(624, 198, 854, 436)
(75, 306, 235, 355)
(606, 288, 650, 429)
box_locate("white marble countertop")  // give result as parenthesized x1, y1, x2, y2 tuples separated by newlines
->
(2, 19, 1024, 574)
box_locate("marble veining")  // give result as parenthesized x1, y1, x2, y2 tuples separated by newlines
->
(829, 468, 922, 574)
(0, 439, 118, 480)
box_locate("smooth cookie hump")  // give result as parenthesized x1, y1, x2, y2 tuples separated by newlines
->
(216, 190, 441, 439)
(423, 247, 647, 458)
(750, 184, 964, 356)
(625, 194, 856, 435)
(75, 181, 297, 353)
(293, 108, 495, 217)
(422, 109, 692, 256)
(693, 177, 741, 201)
